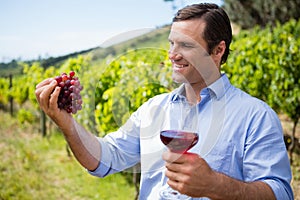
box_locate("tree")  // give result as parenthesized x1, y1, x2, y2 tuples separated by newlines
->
(222, 0, 300, 29)
(163, 0, 182, 14)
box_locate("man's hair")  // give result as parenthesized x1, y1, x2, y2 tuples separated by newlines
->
(173, 3, 232, 64)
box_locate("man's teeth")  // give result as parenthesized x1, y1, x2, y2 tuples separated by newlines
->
(176, 64, 187, 68)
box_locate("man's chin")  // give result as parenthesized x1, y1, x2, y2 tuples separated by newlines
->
(172, 74, 188, 84)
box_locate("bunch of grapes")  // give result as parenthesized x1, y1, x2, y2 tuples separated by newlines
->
(55, 71, 83, 114)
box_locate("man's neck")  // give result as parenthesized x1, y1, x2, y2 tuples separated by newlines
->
(184, 82, 205, 104)
(185, 73, 221, 103)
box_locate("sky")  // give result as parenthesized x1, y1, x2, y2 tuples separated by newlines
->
(0, 0, 222, 62)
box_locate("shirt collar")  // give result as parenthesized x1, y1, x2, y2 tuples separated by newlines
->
(170, 73, 231, 102)
(170, 84, 186, 102)
(206, 73, 230, 100)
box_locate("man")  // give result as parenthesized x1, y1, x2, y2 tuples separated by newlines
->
(35, 3, 294, 199)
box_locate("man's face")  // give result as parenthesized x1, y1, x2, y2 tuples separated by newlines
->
(168, 19, 219, 86)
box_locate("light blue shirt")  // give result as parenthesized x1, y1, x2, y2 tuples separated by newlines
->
(89, 74, 293, 200)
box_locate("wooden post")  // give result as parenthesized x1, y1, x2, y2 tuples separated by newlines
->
(40, 110, 46, 137)
(8, 74, 13, 116)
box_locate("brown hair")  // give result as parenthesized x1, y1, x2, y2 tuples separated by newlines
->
(173, 3, 232, 64)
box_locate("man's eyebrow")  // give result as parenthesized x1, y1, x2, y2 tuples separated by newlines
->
(168, 38, 194, 44)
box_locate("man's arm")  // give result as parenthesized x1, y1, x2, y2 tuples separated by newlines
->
(208, 170, 275, 200)
(59, 117, 101, 171)
(35, 78, 101, 171)
(163, 152, 275, 200)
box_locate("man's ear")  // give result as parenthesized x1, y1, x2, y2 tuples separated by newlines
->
(211, 41, 226, 67)
(213, 41, 226, 56)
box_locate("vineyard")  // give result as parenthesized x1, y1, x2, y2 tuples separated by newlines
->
(0, 19, 300, 199)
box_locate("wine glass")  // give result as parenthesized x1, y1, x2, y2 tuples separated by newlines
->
(159, 100, 199, 200)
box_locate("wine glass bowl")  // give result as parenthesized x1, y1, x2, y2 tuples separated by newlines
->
(160, 130, 199, 154)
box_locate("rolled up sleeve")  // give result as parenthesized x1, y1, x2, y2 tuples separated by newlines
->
(243, 108, 294, 200)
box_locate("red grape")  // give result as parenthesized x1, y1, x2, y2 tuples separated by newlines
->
(55, 71, 83, 114)
(62, 74, 68, 81)
(55, 76, 62, 83)
(69, 71, 75, 77)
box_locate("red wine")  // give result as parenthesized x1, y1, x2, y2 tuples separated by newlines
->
(160, 130, 199, 153)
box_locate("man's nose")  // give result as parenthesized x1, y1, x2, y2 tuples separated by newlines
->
(168, 48, 182, 61)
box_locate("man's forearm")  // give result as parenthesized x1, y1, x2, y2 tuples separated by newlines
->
(207, 172, 276, 200)
(59, 117, 101, 171)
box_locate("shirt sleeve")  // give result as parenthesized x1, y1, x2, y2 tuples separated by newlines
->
(243, 104, 294, 199)
(88, 107, 142, 177)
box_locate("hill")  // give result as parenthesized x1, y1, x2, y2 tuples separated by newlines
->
(0, 25, 171, 77)
(88, 25, 170, 62)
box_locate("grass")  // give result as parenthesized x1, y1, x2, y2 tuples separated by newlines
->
(0, 111, 136, 200)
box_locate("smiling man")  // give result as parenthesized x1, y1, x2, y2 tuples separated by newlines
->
(35, 3, 293, 200)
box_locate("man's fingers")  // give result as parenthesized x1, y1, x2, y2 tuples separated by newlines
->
(36, 78, 53, 89)
(49, 86, 61, 109)
(37, 80, 57, 109)
(162, 151, 186, 164)
(35, 79, 56, 101)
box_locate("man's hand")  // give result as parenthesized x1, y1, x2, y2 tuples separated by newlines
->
(162, 151, 217, 198)
(35, 78, 72, 129)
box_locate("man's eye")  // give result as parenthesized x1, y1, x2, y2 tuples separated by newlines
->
(181, 43, 193, 48)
